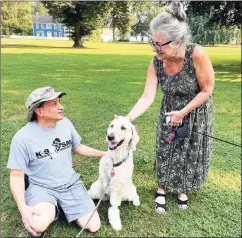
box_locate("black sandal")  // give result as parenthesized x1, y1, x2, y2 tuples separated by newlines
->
(177, 198, 189, 210)
(154, 192, 167, 214)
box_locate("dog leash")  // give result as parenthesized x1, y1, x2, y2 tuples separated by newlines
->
(76, 178, 111, 237)
(76, 145, 132, 236)
(166, 115, 241, 148)
(191, 130, 242, 148)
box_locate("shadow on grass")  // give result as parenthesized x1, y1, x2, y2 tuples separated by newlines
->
(1, 175, 240, 237)
(1, 44, 97, 50)
(215, 72, 241, 82)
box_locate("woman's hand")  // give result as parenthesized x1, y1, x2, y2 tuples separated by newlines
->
(125, 115, 132, 121)
(165, 111, 185, 127)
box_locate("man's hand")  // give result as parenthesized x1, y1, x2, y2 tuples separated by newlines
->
(20, 205, 41, 235)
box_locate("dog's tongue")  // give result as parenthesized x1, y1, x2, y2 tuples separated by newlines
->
(109, 141, 118, 149)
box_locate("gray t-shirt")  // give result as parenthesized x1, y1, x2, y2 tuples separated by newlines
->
(7, 117, 82, 188)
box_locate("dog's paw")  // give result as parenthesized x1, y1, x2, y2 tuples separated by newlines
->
(87, 190, 95, 199)
(133, 196, 140, 206)
(108, 207, 122, 231)
(111, 222, 122, 231)
(133, 200, 140, 206)
(87, 190, 92, 197)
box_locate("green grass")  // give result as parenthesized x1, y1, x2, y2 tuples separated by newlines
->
(1, 38, 241, 237)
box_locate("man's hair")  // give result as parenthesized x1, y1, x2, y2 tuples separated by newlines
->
(30, 102, 44, 122)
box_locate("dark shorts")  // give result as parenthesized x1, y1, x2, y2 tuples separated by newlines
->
(25, 180, 95, 223)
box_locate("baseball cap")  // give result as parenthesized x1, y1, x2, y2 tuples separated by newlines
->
(26, 86, 66, 122)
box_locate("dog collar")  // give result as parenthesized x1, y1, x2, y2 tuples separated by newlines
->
(113, 154, 129, 167)
(110, 138, 133, 177)
(110, 151, 130, 177)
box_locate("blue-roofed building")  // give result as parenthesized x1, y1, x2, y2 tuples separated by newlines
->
(32, 15, 68, 37)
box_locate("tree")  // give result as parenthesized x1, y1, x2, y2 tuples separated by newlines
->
(105, 2, 133, 41)
(130, 2, 163, 41)
(31, 2, 48, 16)
(188, 9, 235, 46)
(42, 1, 110, 47)
(1, 2, 32, 35)
(186, 1, 242, 28)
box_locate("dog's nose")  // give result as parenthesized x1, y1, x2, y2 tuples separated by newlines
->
(107, 134, 115, 141)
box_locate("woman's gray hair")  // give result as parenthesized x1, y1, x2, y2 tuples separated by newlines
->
(150, 2, 191, 45)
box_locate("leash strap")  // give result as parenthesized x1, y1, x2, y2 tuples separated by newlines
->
(191, 130, 242, 148)
(187, 112, 241, 148)
(76, 179, 111, 237)
(76, 138, 133, 236)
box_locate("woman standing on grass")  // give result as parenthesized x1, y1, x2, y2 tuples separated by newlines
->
(126, 2, 214, 213)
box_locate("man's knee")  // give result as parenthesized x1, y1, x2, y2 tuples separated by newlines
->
(87, 217, 101, 233)
(33, 216, 51, 233)
(77, 212, 101, 233)
(32, 202, 56, 233)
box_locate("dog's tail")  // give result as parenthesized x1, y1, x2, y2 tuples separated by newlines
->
(108, 206, 122, 231)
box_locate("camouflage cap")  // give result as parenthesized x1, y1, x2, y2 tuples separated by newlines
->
(26, 86, 66, 122)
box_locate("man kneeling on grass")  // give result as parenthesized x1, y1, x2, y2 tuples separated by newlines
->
(7, 86, 105, 238)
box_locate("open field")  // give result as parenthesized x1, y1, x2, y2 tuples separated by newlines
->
(1, 38, 241, 237)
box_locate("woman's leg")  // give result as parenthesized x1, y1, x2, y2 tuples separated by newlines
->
(157, 187, 165, 194)
(177, 193, 189, 210)
(155, 186, 167, 214)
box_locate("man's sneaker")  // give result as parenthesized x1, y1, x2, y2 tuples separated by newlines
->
(29, 231, 46, 238)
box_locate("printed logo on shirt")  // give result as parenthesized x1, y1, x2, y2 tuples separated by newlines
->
(35, 138, 72, 159)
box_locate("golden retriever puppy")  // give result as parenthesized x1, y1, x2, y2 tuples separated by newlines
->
(88, 115, 140, 231)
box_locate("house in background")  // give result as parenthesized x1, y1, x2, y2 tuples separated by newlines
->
(100, 28, 113, 42)
(32, 15, 68, 38)
(100, 28, 149, 42)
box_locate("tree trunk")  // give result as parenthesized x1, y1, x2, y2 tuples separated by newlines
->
(5, 27, 10, 36)
(73, 22, 83, 48)
(112, 27, 115, 42)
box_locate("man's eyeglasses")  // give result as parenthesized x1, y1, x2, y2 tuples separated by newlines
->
(149, 40, 172, 51)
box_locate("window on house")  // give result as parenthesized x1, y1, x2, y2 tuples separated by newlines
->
(47, 24, 52, 29)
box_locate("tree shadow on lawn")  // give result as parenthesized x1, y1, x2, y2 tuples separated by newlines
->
(213, 62, 241, 74)
(214, 73, 241, 83)
(1, 44, 97, 50)
(1, 177, 240, 237)
(49, 186, 240, 237)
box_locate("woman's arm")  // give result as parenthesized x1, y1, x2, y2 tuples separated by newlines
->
(180, 45, 214, 116)
(166, 45, 215, 126)
(127, 59, 159, 121)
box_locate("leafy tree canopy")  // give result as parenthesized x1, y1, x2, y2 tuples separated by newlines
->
(186, 1, 241, 28)
(42, 1, 110, 47)
(105, 1, 133, 41)
(1, 2, 32, 35)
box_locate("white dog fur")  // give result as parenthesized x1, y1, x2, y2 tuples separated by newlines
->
(88, 115, 140, 231)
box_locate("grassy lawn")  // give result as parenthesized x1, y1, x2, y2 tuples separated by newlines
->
(1, 38, 241, 237)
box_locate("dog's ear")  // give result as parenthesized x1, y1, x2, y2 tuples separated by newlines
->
(130, 124, 139, 151)
(114, 114, 120, 119)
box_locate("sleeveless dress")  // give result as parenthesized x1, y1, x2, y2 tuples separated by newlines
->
(153, 43, 214, 194)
